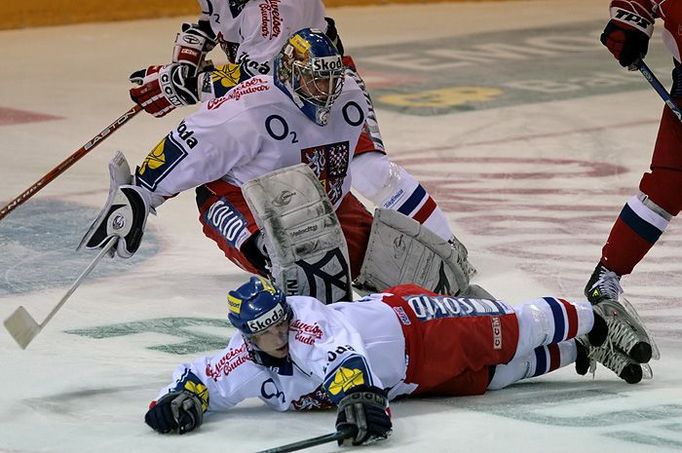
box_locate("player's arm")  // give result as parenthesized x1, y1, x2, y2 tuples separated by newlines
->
(601, 0, 657, 68)
(129, 2, 217, 118)
(350, 152, 454, 242)
(82, 108, 254, 259)
(145, 337, 265, 434)
(299, 304, 392, 446)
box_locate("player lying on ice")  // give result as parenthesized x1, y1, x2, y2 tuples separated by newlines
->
(144, 276, 654, 444)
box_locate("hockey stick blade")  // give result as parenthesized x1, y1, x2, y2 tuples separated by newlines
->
(256, 427, 353, 453)
(3, 237, 117, 349)
(4, 306, 41, 349)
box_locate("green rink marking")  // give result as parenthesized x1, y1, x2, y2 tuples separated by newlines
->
(65, 317, 234, 355)
(353, 21, 673, 115)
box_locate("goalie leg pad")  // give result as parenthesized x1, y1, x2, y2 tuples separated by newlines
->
(78, 152, 150, 259)
(241, 164, 352, 304)
(355, 208, 470, 295)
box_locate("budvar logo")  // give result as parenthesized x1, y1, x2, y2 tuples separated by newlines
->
(247, 305, 285, 332)
(312, 56, 343, 72)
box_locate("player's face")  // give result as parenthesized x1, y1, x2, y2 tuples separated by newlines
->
(251, 318, 290, 358)
(298, 70, 343, 107)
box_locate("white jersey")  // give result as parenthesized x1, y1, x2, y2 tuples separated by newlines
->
(198, 0, 327, 77)
(135, 75, 369, 208)
(155, 294, 410, 412)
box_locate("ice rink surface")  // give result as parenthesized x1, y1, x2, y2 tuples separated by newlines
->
(1, 0, 681, 451)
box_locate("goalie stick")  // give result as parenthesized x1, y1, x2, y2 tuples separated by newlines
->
(634, 59, 682, 122)
(3, 237, 117, 349)
(0, 104, 142, 222)
(255, 427, 354, 453)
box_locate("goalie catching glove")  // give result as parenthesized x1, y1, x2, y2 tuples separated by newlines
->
(336, 387, 392, 446)
(78, 151, 150, 259)
(145, 390, 204, 435)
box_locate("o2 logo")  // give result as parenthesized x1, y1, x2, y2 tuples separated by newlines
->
(261, 378, 285, 403)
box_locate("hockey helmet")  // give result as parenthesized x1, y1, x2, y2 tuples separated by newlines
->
(227, 276, 292, 336)
(274, 28, 345, 126)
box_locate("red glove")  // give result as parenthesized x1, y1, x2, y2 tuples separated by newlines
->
(129, 64, 200, 118)
(172, 21, 216, 76)
(600, 0, 655, 68)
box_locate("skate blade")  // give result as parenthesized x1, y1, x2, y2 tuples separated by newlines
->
(641, 363, 653, 381)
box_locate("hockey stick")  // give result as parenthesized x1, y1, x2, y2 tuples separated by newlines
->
(3, 237, 117, 349)
(255, 427, 353, 453)
(0, 104, 142, 222)
(634, 60, 682, 122)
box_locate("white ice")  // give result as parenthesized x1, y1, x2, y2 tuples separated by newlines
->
(1, 1, 680, 452)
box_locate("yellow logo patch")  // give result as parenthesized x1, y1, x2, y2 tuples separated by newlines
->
(138, 139, 166, 175)
(290, 34, 311, 55)
(227, 294, 242, 314)
(212, 64, 241, 89)
(328, 367, 365, 396)
(184, 381, 209, 412)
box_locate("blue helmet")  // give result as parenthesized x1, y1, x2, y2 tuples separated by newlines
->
(227, 276, 292, 336)
(274, 28, 346, 126)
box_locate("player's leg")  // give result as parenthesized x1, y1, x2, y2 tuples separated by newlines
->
(334, 192, 374, 280)
(586, 59, 682, 303)
(195, 181, 266, 275)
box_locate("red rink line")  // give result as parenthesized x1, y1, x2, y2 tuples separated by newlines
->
(0, 107, 62, 126)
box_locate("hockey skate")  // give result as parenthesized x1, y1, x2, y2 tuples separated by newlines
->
(584, 263, 622, 304)
(592, 299, 654, 364)
(575, 337, 652, 384)
(585, 264, 659, 362)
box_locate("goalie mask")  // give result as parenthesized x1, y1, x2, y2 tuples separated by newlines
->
(227, 276, 292, 337)
(274, 28, 345, 126)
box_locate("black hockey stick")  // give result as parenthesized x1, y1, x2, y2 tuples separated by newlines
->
(634, 59, 682, 122)
(255, 427, 353, 453)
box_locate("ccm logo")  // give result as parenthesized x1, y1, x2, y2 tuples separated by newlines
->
(491, 317, 502, 350)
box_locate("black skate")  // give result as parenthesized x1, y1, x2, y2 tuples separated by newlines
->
(584, 263, 622, 304)
(593, 299, 654, 363)
(585, 263, 660, 362)
(575, 338, 651, 384)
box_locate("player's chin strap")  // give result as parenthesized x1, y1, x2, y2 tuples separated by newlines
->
(242, 164, 352, 304)
(355, 208, 493, 298)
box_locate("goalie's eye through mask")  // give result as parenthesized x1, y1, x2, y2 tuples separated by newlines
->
(275, 28, 345, 126)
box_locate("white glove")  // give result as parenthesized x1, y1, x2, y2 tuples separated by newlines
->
(78, 152, 151, 259)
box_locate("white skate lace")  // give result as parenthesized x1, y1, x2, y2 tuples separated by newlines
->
(592, 268, 623, 300)
(604, 316, 647, 356)
(587, 344, 631, 376)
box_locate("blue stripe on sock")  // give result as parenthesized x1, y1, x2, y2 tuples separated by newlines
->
(620, 203, 663, 244)
(533, 346, 547, 377)
(544, 297, 565, 344)
(397, 185, 426, 216)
